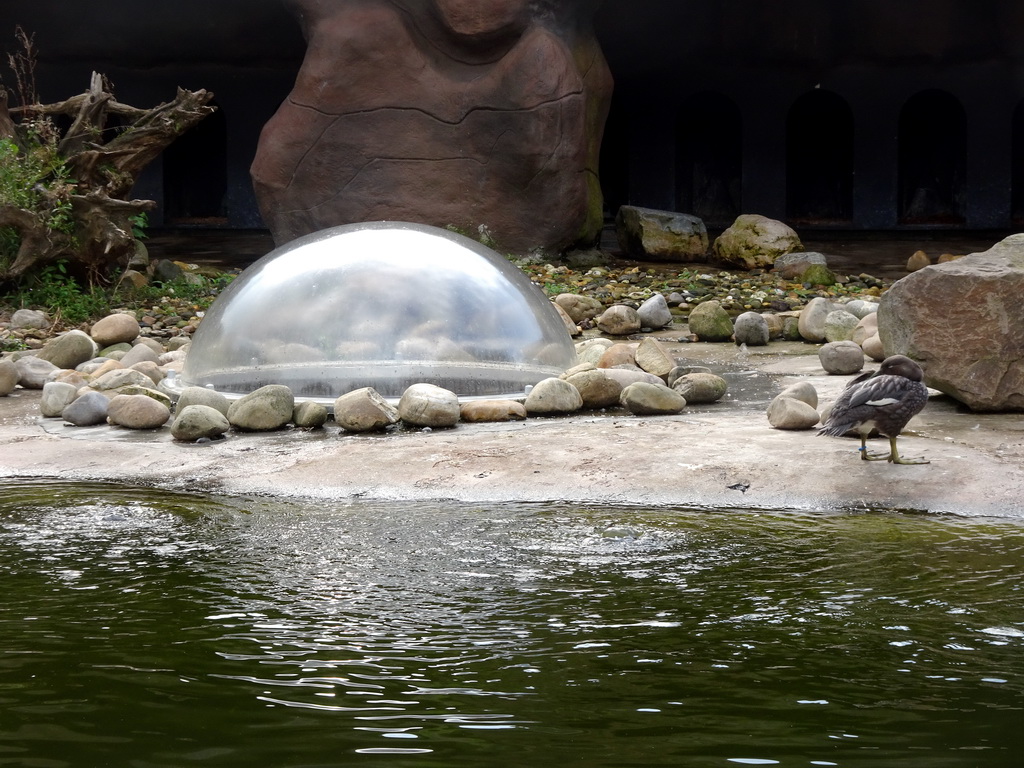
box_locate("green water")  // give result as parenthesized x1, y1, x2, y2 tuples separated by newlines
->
(1, 482, 1022, 768)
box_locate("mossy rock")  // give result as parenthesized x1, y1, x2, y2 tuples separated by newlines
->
(712, 214, 803, 270)
(686, 300, 734, 342)
(799, 263, 837, 286)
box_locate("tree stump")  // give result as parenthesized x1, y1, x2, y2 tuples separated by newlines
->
(1, 71, 215, 282)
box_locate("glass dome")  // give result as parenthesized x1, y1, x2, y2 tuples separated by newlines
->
(171, 221, 577, 402)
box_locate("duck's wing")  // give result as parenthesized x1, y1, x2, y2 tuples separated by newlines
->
(845, 374, 917, 410)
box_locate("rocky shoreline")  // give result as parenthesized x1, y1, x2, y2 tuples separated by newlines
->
(3, 337, 1024, 517)
(0, 187, 937, 450)
(4, 234, 1024, 515)
(0, 236, 900, 435)
(1, 251, 893, 349)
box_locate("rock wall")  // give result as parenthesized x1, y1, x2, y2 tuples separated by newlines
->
(251, 0, 612, 254)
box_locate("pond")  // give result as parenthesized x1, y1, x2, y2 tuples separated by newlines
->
(1, 481, 1022, 767)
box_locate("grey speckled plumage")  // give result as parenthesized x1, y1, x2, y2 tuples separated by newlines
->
(818, 354, 930, 464)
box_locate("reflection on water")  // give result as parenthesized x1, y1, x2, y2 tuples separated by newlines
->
(1, 481, 1022, 767)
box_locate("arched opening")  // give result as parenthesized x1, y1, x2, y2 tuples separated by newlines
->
(163, 101, 228, 225)
(786, 90, 854, 224)
(1013, 100, 1024, 226)
(898, 90, 967, 225)
(599, 90, 630, 222)
(675, 92, 742, 228)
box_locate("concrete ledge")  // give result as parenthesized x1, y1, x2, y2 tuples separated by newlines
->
(2, 342, 1023, 517)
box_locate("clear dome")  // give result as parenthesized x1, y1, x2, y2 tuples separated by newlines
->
(172, 222, 577, 402)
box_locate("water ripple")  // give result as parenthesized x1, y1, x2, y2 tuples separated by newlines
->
(3, 482, 1024, 766)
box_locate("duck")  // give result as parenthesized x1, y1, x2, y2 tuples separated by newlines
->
(818, 354, 930, 464)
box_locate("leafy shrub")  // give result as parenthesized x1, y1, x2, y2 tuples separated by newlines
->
(1, 263, 236, 329)
(1, 261, 109, 325)
(0, 126, 77, 267)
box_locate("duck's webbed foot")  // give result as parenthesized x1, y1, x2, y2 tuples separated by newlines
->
(887, 437, 930, 465)
(861, 450, 891, 461)
(890, 454, 930, 465)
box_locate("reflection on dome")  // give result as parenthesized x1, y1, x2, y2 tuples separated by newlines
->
(173, 222, 577, 401)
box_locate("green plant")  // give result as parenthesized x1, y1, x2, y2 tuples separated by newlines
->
(476, 224, 497, 249)
(543, 282, 570, 297)
(129, 211, 149, 240)
(1, 251, 240, 332)
(0, 130, 75, 223)
(135, 278, 208, 304)
(444, 224, 470, 237)
(0, 128, 78, 267)
(1, 28, 214, 281)
(1, 260, 111, 324)
(0, 227, 19, 265)
(111, 270, 235, 314)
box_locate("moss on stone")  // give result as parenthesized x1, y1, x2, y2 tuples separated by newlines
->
(799, 263, 837, 286)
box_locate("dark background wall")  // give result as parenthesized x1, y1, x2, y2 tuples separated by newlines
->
(596, 1, 1024, 230)
(4, 0, 1024, 233)
(1, 0, 305, 228)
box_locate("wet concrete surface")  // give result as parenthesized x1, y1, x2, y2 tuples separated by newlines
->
(3, 340, 1023, 517)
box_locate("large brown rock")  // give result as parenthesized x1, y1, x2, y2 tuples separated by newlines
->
(251, 0, 612, 254)
(878, 234, 1024, 411)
